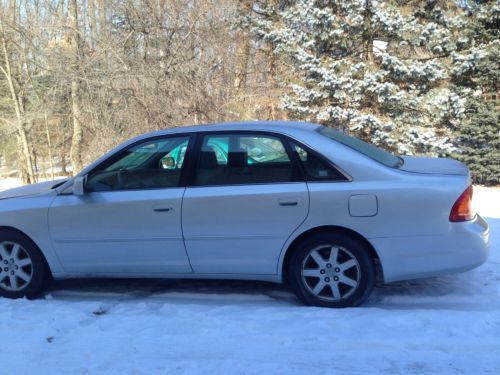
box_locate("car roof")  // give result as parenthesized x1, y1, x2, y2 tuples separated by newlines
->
(136, 121, 321, 140)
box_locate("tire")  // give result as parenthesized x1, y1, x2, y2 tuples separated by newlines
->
(288, 232, 375, 308)
(0, 229, 50, 299)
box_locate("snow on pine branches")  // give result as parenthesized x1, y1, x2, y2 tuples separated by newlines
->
(248, 0, 470, 156)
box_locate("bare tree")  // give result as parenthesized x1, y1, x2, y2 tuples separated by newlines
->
(0, 0, 287, 182)
(0, 3, 35, 183)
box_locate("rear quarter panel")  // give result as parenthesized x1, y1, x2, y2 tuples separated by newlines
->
(276, 128, 473, 280)
(278, 173, 471, 280)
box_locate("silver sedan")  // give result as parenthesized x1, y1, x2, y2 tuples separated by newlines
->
(0, 121, 490, 307)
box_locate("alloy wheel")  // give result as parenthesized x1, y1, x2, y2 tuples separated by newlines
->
(301, 245, 361, 302)
(0, 241, 34, 292)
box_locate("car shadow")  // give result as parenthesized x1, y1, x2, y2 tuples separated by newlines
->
(43, 273, 481, 309)
(46, 278, 301, 305)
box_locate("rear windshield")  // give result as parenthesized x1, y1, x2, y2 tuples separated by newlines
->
(318, 126, 402, 168)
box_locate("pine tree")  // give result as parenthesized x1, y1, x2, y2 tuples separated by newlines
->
(451, 1, 499, 185)
(248, 0, 468, 155)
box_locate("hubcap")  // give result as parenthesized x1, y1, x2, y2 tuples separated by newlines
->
(301, 245, 360, 302)
(0, 242, 33, 292)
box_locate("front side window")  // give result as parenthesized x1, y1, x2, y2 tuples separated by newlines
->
(195, 134, 294, 186)
(87, 136, 190, 191)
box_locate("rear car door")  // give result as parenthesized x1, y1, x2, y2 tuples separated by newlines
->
(48, 135, 194, 274)
(182, 132, 309, 274)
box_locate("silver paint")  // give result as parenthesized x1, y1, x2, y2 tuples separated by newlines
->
(0, 121, 490, 285)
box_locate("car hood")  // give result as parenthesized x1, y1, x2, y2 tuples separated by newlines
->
(400, 156, 469, 176)
(0, 178, 68, 200)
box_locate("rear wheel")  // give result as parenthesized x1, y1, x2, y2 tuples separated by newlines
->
(288, 232, 375, 308)
(0, 230, 50, 299)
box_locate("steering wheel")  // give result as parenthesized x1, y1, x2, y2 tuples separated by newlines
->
(117, 169, 146, 189)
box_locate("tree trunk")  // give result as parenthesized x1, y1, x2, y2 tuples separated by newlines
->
(44, 111, 55, 180)
(233, 1, 252, 91)
(70, 79, 83, 174)
(266, 45, 278, 120)
(89, 0, 97, 48)
(15, 131, 35, 184)
(363, 0, 374, 62)
(0, 16, 36, 184)
(97, 0, 106, 35)
(69, 0, 84, 174)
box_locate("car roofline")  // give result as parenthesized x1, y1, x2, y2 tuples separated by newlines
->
(135, 121, 322, 139)
(56, 121, 323, 193)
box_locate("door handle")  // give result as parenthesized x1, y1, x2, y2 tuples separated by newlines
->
(279, 199, 299, 206)
(153, 207, 173, 213)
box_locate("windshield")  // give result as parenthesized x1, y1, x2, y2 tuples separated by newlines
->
(317, 126, 402, 168)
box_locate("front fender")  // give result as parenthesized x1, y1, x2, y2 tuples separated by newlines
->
(0, 192, 65, 276)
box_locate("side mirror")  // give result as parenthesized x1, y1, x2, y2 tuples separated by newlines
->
(160, 156, 176, 169)
(73, 176, 86, 196)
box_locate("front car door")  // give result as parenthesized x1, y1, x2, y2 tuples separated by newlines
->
(182, 132, 309, 275)
(48, 135, 193, 275)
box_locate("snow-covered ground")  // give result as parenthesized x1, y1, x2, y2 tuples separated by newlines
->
(0, 177, 24, 191)
(0, 179, 499, 374)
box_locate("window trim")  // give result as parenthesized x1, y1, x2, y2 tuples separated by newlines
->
(84, 133, 195, 193)
(187, 130, 304, 188)
(80, 129, 352, 193)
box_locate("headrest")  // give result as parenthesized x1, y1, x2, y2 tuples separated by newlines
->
(227, 151, 248, 168)
(199, 150, 218, 169)
(305, 153, 320, 168)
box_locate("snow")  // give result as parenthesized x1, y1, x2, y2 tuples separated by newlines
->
(255, 1, 472, 156)
(0, 178, 23, 192)
(0, 178, 499, 374)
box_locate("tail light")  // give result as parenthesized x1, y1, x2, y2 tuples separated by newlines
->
(449, 185, 474, 222)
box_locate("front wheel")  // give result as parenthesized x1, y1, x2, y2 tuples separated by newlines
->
(0, 230, 50, 299)
(288, 233, 375, 308)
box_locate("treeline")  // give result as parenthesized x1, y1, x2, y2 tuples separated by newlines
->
(0, 1, 498, 185)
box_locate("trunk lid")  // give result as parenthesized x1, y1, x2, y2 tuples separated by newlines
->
(400, 156, 469, 176)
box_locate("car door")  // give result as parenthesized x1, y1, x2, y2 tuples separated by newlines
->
(182, 132, 309, 274)
(48, 135, 194, 274)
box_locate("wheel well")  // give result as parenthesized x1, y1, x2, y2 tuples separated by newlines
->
(282, 226, 383, 283)
(0, 226, 53, 278)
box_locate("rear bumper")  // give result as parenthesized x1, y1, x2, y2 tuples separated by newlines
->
(370, 214, 490, 283)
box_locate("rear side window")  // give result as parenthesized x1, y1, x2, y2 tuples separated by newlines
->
(195, 134, 295, 186)
(290, 142, 347, 181)
(318, 126, 401, 168)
